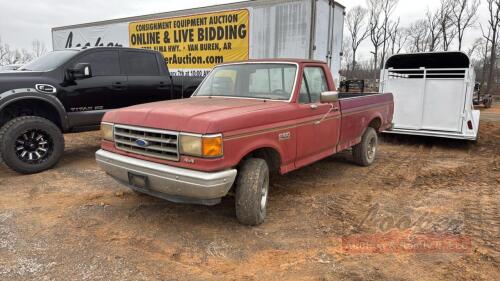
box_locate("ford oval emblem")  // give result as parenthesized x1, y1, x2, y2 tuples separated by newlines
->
(136, 139, 150, 147)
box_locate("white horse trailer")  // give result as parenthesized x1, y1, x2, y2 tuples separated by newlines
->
(380, 52, 479, 140)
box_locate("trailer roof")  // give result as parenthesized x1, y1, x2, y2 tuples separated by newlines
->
(385, 52, 470, 69)
(52, 0, 345, 31)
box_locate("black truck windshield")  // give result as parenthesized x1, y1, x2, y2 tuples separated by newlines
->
(195, 63, 297, 101)
(19, 50, 78, 71)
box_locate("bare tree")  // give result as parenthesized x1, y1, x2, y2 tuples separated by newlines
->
(438, 0, 457, 51)
(388, 23, 409, 55)
(379, 0, 399, 69)
(0, 36, 38, 66)
(32, 40, 47, 58)
(367, 0, 398, 80)
(5, 49, 23, 65)
(407, 19, 431, 52)
(475, 27, 492, 91)
(383, 18, 399, 56)
(341, 37, 353, 75)
(367, 0, 384, 78)
(346, 6, 370, 75)
(426, 9, 444, 51)
(451, 0, 480, 51)
(484, 0, 500, 95)
(0, 37, 10, 66)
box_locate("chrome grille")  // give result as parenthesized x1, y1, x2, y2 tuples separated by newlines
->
(114, 125, 179, 161)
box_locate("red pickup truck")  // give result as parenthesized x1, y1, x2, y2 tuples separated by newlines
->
(96, 59, 393, 225)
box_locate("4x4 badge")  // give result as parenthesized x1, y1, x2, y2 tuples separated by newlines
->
(279, 132, 290, 141)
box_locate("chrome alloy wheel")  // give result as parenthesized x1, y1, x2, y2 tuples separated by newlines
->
(260, 174, 269, 213)
(14, 129, 53, 164)
(366, 136, 377, 161)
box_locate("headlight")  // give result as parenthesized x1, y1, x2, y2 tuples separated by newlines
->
(101, 122, 114, 141)
(179, 134, 202, 156)
(179, 134, 223, 158)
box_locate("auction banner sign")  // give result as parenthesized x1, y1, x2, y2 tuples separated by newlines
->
(129, 9, 249, 76)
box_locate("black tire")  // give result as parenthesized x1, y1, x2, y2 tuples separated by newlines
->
(235, 158, 270, 226)
(352, 127, 378, 167)
(0, 116, 64, 174)
(484, 98, 493, 108)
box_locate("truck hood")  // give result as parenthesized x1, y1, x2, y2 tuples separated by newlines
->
(0, 71, 48, 94)
(103, 97, 291, 134)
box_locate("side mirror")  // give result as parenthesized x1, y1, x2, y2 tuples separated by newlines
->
(68, 63, 92, 80)
(320, 91, 339, 103)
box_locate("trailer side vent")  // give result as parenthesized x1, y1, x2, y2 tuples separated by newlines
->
(388, 69, 466, 80)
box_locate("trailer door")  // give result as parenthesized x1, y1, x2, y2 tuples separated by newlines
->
(420, 70, 467, 132)
(381, 69, 426, 130)
(381, 68, 467, 132)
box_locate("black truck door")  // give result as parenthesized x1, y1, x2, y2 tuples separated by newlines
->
(62, 49, 126, 127)
(119, 50, 171, 106)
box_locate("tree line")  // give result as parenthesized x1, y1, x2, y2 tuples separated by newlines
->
(343, 0, 500, 94)
(0, 37, 47, 66)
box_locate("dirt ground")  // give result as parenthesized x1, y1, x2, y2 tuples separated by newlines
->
(0, 106, 499, 281)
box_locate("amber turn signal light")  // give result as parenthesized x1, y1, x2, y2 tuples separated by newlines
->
(202, 136, 223, 157)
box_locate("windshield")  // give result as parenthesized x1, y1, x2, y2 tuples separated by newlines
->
(19, 50, 78, 71)
(195, 63, 297, 101)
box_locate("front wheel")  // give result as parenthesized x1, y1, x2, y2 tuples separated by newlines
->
(352, 127, 378, 166)
(235, 158, 269, 226)
(0, 116, 64, 174)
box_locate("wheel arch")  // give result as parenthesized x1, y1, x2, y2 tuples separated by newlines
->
(0, 92, 68, 130)
(237, 144, 283, 175)
(368, 116, 383, 132)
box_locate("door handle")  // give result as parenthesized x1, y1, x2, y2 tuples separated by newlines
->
(157, 81, 169, 90)
(112, 82, 127, 91)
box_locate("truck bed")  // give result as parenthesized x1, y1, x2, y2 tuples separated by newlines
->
(337, 92, 394, 151)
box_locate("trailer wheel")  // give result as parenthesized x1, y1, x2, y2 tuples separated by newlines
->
(0, 116, 64, 174)
(352, 127, 378, 166)
(484, 97, 493, 108)
(235, 158, 269, 226)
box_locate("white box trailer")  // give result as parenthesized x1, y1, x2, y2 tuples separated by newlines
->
(52, 0, 345, 84)
(380, 52, 479, 140)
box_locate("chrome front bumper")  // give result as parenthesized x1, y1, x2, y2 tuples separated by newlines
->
(95, 149, 237, 205)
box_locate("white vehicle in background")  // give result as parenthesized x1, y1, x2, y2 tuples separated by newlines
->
(380, 52, 479, 140)
(0, 64, 22, 72)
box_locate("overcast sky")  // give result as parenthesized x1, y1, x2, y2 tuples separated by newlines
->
(0, 0, 489, 59)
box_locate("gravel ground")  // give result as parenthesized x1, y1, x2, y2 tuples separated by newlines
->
(0, 106, 498, 281)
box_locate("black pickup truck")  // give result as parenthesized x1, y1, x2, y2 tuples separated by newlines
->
(0, 47, 202, 174)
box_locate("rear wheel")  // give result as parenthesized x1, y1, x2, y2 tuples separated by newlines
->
(352, 127, 378, 166)
(235, 158, 269, 226)
(0, 116, 64, 174)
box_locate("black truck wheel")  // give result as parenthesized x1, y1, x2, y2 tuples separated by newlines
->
(0, 116, 64, 174)
(352, 127, 378, 167)
(235, 158, 270, 226)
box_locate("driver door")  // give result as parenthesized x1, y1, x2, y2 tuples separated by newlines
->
(62, 50, 126, 128)
(295, 66, 341, 169)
